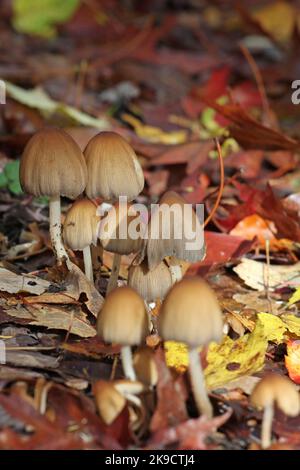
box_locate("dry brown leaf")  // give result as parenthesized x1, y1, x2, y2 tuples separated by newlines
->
(233, 258, 300, 291)
(0, 268, 50, 295)
(0, 298, 96, 338)
(65, 259, 103, 317)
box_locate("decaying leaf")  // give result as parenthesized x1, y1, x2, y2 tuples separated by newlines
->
(5, 82, 110, 130)
(0, 267, 50, 295)
(233, 258, 300, 291)
(0, 298, 96, 338)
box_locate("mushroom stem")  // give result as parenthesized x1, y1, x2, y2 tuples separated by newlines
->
(121, 345, 136, 381)
(83, 246, 93, 282)
(261, 403, 274, 449)
(107, 253, 121, 294)
(49, 196, 69, 262)
(188, 347, 213, 418)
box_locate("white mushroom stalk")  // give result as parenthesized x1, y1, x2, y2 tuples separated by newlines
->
(121, 345, 136, 381)
(261, 403, 274, 449)
(83, 245, 93, 282)
(49, 196, 69, 262)
(188, 347, 213, 419)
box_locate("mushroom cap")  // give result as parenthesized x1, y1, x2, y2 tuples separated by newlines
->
(99, 201, 145, 255)
(251, 373, 300, 416)
(93, 380, 126, 425)
(20, 128, 87, 198)
(63, 199, 100, 250)
(84, 131, 144, 201)
(158, 277, 223, 348)
(97, 286, 149, 346)
(128, 260, 173, 302)
(133, 347, 158, 387)
(147, 191, 206, 270)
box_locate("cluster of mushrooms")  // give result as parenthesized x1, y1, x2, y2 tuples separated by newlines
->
(19, 128, 300, 448)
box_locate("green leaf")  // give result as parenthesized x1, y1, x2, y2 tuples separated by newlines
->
(5, 81, 110, 130)
(12, 0, 80, 38)
(4, 160, 23, 195)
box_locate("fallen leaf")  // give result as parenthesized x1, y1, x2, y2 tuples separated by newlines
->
(122, 113, 187, 145)
(285, 340, 300, 384)
(150, 349, 188, 433)
(148, 410, 231, 450)
(252, 1, 296, 44)
(12, 0, 80, 38)
(0, 267, 50, 295)
(5, 82, 110, 130)
(233, 258, 300, 291)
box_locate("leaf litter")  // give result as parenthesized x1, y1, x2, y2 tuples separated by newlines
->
(1, 0, 300, 450)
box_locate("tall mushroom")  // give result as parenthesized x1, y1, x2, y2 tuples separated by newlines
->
(158, 277, 223, 418)
(63, 198, 100, 282)
(97, 286, 149, 381)
(84, 131, 144, 202)
(20, 128, 87, 262)
(250, 373, 300, 449)
(99, 201, 146, 293)
(146, 191, 205, 271)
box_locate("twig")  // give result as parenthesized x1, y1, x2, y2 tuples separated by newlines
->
(203, 139, 225, 228)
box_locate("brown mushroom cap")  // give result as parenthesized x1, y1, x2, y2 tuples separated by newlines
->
(93, 380, 126, 425)
(20, 128, 87, 198)
(147, 191, 205, 270)
(84, 131, 144, 201)
(99, 202, 145, 255)
(63, 199, 100, 250)
(251, 373, 300, 416)
(133, 347, 158, 387)
(158, 277, 223, 348)
(97, 286, 149, 346)
(128, 260, 173, 302)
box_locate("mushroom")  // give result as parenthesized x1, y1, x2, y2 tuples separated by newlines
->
(20, 128, 87, 262)
(63, 198, 100, 282)
(97, 286, 149, 381)
(93, 380, 126, 425)
(146, 191, 206, 271)
(128, 259, 173, 302)
(158, 277, 223, 418)
(99, 201, 146, 293)
(84, 131, 144, 202)
(250, 373, 300, 449)
(133, 347, 158, 387)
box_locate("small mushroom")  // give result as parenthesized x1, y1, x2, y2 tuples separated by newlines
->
(146, 191, 206, 270)
(99, 201, 146, 293)
(158, 277, 223, 418)
(250, 373, 300, 449)
(84, 131, 144, 202)
(93, 380, 126, 425)
(20, 128, 87, 262)
(63, 198, 100, 282)
(133, 347, 158, 387)
(128, 259, 173, 302)
(97, 286, 149, 381)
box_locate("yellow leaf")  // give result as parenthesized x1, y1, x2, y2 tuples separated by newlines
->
(281, 314, 300, 337)
(165, 341, 189, 374)
(122, 114, 187, 145)
(257, 312, 287, 343)
(252, 1, 295, 43)
(288, 288, 300, 306)
(205, 320, 267, 390)
(165, 320, 268, 390)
